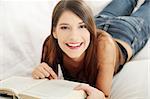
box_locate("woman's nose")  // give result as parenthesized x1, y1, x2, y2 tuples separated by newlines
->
(68, 29, 80, 40)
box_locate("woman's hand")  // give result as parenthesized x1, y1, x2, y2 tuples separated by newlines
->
(32, 62, 58, 79)
(74, 83, 105, 99)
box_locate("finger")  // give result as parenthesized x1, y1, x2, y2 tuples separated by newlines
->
(48, 68, 58, 79)
(43, 66, 58, 79)
(42, 63, 58, 79)
(32, 72, 38, 79)
(32, 74, 39, 79)
(32, 70, 40, 79)
(74, 84, 92, 95)
(34, 70, 45, 79)
(48, 75, 54, 80)
(39, 66, 50, 77)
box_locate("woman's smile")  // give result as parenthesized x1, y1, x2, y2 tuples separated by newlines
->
(65, 42, 83, 50)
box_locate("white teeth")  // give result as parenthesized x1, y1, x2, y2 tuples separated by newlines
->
(67, 43, 81, 47)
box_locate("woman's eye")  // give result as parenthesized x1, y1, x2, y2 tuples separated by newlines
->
(60, 26, 69, 30)
(80, 25, 86, 29)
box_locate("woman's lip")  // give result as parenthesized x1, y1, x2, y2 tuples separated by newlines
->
(66, 42, 81, 44)
(66, 42, 83, 50)
(65, 42, 82, 47)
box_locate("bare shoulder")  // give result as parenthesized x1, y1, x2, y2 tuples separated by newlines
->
(97, 29, 115, 45)
(95, 30, 119, 96)
(96, 29, 118, 68)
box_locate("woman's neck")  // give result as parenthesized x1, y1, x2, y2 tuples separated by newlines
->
(63, 53, 85, 70)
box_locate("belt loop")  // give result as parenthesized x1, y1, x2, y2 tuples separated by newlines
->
(103, 24, 110, 31)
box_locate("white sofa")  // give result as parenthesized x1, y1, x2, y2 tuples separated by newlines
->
(0, 0, 149, 99)
(85, 0, 149, 99)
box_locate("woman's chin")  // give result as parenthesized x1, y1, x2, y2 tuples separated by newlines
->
(66, 52, 85, 62)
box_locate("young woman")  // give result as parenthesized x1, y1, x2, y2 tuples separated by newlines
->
(32, 0, 150, 98)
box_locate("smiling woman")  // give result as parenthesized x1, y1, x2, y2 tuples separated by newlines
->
(53, 10, 90, 59)
(32, 0, 150, 99)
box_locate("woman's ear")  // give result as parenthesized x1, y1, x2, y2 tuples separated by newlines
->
(53, 31, 58, 39)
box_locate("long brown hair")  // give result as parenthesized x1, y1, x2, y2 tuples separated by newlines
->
(42, 0, 98, 86)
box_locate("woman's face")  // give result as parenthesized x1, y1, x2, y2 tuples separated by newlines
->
(53, 10, 90, 61)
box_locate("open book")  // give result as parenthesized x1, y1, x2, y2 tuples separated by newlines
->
(0, 76, 86, 99)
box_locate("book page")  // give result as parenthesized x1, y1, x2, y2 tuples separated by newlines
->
(20, 80, 86, 99)
(0, 76, 47, 95)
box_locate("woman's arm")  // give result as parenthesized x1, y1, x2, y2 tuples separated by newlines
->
(96, 31, 121, 98)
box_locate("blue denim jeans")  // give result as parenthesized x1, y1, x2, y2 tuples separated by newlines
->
(95, 0, 150, 56)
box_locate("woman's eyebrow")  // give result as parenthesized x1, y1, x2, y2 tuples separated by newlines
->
(59, 23, 69, 26)
(79, 21, 85, 24)
(59, 22, 84, 26)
